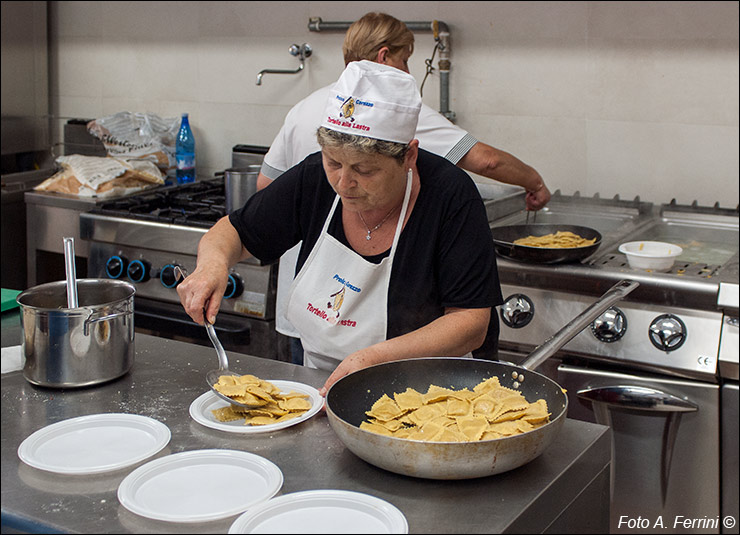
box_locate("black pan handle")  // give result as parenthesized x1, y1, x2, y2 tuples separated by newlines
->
(521, 279, 639, 371)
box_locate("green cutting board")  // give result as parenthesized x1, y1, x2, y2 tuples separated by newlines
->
(1, 289, 22, 313)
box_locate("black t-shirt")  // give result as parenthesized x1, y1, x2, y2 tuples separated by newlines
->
(229, 149, 503, 356)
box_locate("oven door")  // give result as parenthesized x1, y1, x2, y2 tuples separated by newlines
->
(134, 297, 280, 361)
(558, 364, 720, 534)
(721, 381, 739, 534)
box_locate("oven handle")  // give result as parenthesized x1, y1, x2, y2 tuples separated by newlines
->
(576, 385, 698, 413)
(135, 308, 249, 335)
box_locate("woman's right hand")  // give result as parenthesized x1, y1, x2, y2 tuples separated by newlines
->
(176, 215, 250, 325)
(176, 262, 229, 325)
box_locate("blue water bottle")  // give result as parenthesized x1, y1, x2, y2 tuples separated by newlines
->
(176, 113, 196, 183)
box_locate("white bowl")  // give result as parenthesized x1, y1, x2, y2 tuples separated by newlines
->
(618, 241, 683, 272)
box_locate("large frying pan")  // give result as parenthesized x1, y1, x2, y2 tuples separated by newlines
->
(326, 280, 638, 480)
(492, 224, 602, 264)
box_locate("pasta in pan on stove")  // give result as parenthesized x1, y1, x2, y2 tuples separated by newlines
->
(513, 231, 596, 248)
(360, 377, 550, 442)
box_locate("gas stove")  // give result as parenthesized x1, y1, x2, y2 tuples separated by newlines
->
(90, 179, 227, 229)
(488, 191, 739, 382)
(79, 176, 280, 360)
(490, 191, 739, 533)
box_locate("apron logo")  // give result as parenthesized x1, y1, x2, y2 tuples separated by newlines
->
(303, 274, 360, 328)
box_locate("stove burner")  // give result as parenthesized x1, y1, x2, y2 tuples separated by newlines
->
(594, 254, 721, 278)
(92, 178, 227, 228)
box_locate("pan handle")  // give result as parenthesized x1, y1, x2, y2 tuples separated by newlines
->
(521, 279, 639, 371)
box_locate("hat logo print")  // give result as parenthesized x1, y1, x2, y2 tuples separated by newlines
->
(340, 97, 356, 122)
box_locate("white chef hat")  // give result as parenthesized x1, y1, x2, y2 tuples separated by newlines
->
(321, 60, 422, 144)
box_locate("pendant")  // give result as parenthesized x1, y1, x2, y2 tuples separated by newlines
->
(366, 232, 372, 241)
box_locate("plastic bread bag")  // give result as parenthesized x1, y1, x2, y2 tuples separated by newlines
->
(34, 155, 164, 198)
(87, 112, 179, 175)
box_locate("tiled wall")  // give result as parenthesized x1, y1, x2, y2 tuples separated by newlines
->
(49, 1, 739, 207)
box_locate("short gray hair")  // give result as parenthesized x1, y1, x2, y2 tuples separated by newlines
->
(316, 127, 409, 165)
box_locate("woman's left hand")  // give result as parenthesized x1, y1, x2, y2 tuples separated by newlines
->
(317, 307, 491, 397)
(318, 346, 381, 397)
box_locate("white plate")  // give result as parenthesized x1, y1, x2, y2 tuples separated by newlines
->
(118, 449, 283, 523)
(189, 380, 322, 434)
(17, 413, 171, 475)
(228, 490, 408, 534)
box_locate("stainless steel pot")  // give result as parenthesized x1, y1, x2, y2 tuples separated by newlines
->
(326, 280, 639, 479)
(17, 279, 135, 388)
(225, 165, 261, 213)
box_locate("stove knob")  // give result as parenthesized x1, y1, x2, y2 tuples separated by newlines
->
(500, 294, 534, 328)
(105, 255, 128, 279)
(127, 259, 151, 283)
(160, 264, 183, 288)
(649, 314, 687, 352)
(224, 273, 244, 299)
(591, 307, 627, 343)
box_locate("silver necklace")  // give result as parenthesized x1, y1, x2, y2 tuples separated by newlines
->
(357, 205, 399, 241)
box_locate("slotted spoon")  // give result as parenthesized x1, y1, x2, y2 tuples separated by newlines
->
(173, 265, 261, 409)
(204, 311, 262, 409)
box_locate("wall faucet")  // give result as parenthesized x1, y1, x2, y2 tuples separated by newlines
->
(256, 43, 312, 86)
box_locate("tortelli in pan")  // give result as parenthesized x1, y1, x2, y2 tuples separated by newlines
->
(360, 376, 550, 442)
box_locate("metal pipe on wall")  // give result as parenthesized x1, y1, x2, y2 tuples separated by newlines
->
(308, 17, 455, 122)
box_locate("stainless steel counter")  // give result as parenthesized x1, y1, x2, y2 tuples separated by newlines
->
(1, 312, 611, 534)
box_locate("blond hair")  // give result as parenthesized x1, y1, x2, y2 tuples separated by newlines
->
(342, 12, 415, 65)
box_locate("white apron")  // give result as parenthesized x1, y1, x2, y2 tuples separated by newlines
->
(286, 171, 413, 370)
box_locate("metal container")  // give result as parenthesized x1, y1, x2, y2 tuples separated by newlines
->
(17, 279, 135, 388)
(225, 165, 261, 213)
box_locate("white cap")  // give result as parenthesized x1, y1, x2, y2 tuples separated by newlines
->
(321, 60, 422, 144)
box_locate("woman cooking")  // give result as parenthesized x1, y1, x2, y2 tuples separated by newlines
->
(177, 60, 503, 394)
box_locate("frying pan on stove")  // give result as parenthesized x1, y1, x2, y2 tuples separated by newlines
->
(491, 224, 602, 264)
(326, 280, 639, 480)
